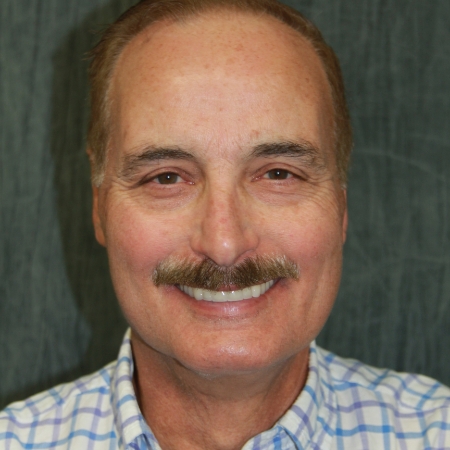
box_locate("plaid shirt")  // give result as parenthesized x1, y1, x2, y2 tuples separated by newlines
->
(1, 330, 450, 449)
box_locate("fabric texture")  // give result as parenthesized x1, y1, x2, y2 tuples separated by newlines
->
(1, 330, 450, 449)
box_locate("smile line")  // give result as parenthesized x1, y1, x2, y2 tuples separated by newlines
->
(177, 280, 275, 302)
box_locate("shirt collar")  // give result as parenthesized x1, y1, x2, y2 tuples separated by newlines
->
(111, 331, 337, 449)
(276, 341, 337, 448)
(111, 329, 158, 449)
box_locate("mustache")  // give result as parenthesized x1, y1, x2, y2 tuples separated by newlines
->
(152, 255, 299, 290)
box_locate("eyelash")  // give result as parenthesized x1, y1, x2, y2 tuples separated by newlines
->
(261, 169, 295, 181)
(136, 169, 191, 187)
(151, 172, 182, 185)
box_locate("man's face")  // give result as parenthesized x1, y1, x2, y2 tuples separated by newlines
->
(93, 11, 347, 375)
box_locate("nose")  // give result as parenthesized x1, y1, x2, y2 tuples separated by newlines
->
(189, 185, 259, 267)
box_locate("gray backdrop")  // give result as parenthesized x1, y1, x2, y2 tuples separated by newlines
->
(1, 0, 449, 409)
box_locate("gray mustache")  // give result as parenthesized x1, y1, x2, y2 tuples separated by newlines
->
(152, 255, 299, 291)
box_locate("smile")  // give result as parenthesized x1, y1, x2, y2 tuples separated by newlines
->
(178, 280, 275, 302)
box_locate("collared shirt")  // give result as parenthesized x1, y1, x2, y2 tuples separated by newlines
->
(1, 330, 450, 449)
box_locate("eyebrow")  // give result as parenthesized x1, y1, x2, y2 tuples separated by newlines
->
(119, 139, 326, 180)
(119, 146, 195, 180)
(249, 140, 326, 171)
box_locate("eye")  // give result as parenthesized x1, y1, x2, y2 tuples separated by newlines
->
(264, 169, 292, 180)
(153, 172, 181, 185)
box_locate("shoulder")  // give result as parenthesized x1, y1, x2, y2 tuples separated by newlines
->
(0, 363, 116, 449)
(316, 346, 450, 447)
(318, 347, 450, 408)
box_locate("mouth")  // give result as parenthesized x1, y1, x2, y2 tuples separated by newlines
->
(177, 280, 276, 302)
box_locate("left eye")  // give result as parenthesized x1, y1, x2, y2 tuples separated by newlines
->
(153, 173, 181, 184)
(264, 169, 292, 180)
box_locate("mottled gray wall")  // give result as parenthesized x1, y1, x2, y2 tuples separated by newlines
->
(1, 0, 449, 408)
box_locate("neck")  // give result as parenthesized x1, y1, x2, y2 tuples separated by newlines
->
(131, 333, 310, 450)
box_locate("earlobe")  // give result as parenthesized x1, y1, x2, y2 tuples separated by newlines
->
(92, 184, 106, 247)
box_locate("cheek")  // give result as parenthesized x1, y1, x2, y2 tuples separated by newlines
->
(104, 200, 188, 277)
(266, 207, 343, 264)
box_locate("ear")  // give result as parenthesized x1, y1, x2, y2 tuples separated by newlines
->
(92, 183, 106, 247)
(341, 189, 348, 244)
(87, 147, 106, 247)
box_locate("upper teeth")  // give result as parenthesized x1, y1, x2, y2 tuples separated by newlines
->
(179, 280, 275, 302)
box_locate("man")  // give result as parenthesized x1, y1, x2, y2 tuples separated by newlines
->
(1, 0, 449, 448)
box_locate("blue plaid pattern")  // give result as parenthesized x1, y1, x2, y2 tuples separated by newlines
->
(1, 330, 450, 449)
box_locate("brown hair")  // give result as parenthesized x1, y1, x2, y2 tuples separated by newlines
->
(87, 0, 352, 186)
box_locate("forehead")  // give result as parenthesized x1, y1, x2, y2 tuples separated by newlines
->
(109, 10, 334, 160)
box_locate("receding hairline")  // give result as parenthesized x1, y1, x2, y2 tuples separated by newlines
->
(118, 6, 318, 50)
(109, 6, 329, 90)
(111, 8, 333, 95)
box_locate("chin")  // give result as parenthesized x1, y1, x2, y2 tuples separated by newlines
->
(171, 340, 301, 378)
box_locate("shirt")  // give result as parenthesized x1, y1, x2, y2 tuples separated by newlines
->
(1, 330, 450, 449)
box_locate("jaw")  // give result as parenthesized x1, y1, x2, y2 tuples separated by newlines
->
(131, 315, 310, 385)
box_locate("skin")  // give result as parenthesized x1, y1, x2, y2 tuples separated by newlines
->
(92, 10, 348, 450)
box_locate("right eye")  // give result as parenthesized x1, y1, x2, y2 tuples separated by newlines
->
(263, 169, 293, 180)
(152, 172, 181, 184)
